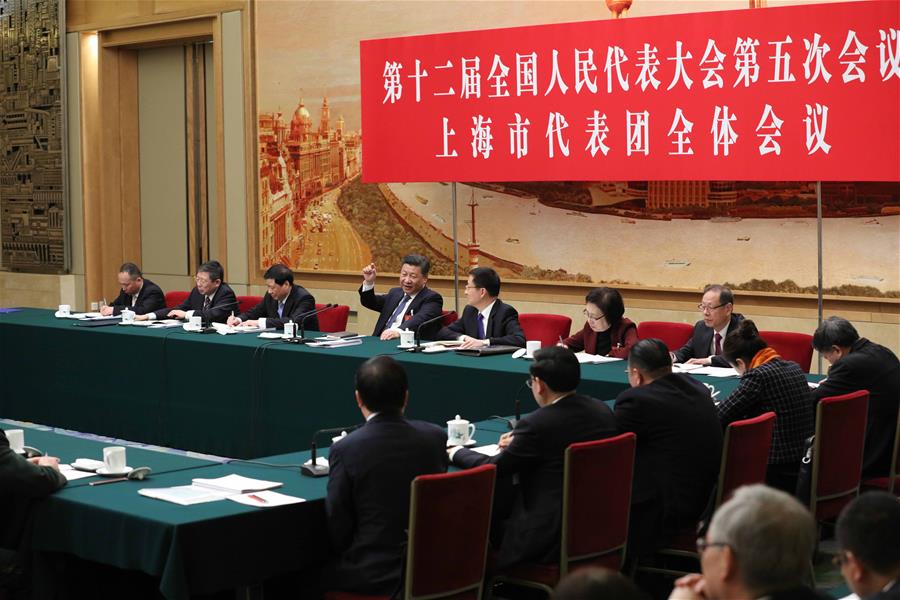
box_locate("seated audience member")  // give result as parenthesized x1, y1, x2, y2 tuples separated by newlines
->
(561, 287, 637, 358)
(137, 260, 237, 324)
(323, 356, 447, 595)
(99, 262, 166, 316)
(615, 339, 723, 558)
(1, 428, 67, 586)
(669, 485, 828, 600)
(835, 492, 900, 600)
(554, 566, 648, 600)
(450, 346, 617, 569)
(673, 284, 744, 367)
(358, 254, 443, 340)
(812, 317, 900, 478)
(435, 266, 525, 349)
(227, 264, 318, 331)
(717, 320, 814, 494)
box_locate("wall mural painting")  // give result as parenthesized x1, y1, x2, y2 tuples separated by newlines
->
(256, 0, 899, 297)
(0, 0, 65, 273)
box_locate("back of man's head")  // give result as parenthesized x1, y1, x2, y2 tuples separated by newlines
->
(554, 567, 646, 600)
(708, 484, 815, 596)
(836, 491, 900, 577)
(355, 355, 408, 414)
(470, 267, 501, 298)
(628, 339, 672, 379)
(530, 346, 580, 394)
(812, 316, 860, 352)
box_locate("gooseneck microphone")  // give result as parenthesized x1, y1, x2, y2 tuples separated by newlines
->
(286, 304, 337, 344)
(407, 312, 448, 353)
(300, 424, 361, 477)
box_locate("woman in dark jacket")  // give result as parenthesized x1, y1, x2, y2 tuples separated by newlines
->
(561, 287, 637, 358)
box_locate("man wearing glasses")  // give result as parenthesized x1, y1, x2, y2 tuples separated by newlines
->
(434, 266, 525, 349)
(672, 284, 744, 367)
(137, 260, 237, 324)
(669, 485, 827, 600)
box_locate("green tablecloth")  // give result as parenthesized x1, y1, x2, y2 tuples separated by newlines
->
(2, 309, 792, 459)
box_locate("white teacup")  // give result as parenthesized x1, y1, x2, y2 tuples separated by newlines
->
(399, 329, 415, 348)
(5, 429, 24, 453)
(447, 415, 476, 446)
(103, 446, 127, 472)
(121, 309, 135, 324)
(58, 304, 71, 316)
(189, 315, 203, 329)
(258, 318, 267, 330)
(525, 340, 541, 358)
(283, 322, 297, 338)
(90, 301, 100, 312)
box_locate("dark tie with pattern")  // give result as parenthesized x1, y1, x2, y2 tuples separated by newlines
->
(387, 295, 410, 327)
(202, 296, 211, 311)
(278, 301, 285, 318)
(714, 332, 722, 355)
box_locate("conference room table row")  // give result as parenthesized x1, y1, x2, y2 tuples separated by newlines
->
(0, 308, 758, 459)
(8, 419, 510, 600)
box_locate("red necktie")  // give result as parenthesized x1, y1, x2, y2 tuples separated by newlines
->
(714, 332, 722, 355)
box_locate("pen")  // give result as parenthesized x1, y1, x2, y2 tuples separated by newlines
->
(248, 494, 268, 504)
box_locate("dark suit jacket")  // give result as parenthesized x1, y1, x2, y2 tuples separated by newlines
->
(563, 317, 638, 358)
(108, 279, 165, 316)
(0, 429, 67, 548)
(614, 373, 723, 528)
(864, 581, 900, 600)
(453, 393, 618, 568)
(152, 283, 238, 324)
(673, 313, 745, 367)
(436, 300, 526, 348)
(324, 413, 447, 594)
(239, 284, 318, 331)
(766, 586, 834, 600)
(812, 338, 900, 478)
(359, 285, 443, 337)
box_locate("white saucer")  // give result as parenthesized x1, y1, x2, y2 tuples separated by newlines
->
(14, 449, 26, 456)
(96, 466, 133, 477)
(447, 439, 477, 448)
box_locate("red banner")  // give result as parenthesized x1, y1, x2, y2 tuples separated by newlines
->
(360, 1, 900, 182)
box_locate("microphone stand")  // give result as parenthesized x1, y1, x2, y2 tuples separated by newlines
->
(197, 300, 240, 333)
(301, 424, 361, 477)
(406, 312, 448, 353)
(508, 379, 529, 429)
(286, 304, 337, 345)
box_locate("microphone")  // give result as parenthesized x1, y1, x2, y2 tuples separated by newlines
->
(301, 424, 361, 477)
(510, 379, 530, 429)
(406, 312, 448, 353)
(195, 299, 241, 332)
(286, 304, 337, 344)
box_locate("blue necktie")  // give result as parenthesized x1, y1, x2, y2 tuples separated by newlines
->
(387, 295, 410, 327)
(277, 301, 285, 318)
(476, 313, 485, 339)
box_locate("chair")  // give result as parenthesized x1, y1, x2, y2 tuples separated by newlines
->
(440, 310, 458, 327)
(518, 314, 572, 348)
(808, 390, 869, 521)
(759, 331, 814, 373)
(636, 413, 776, 576)
(636, 321, 693, 353)
(315, 303, 350, 332)
(489, 433, 636, 594)
(236, 295, 263, 314)
(326, 464, 496, 600)
(163, 290, 189, 308)
(861, 405, 900, 497)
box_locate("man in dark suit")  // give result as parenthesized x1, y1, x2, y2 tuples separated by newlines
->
(669, 485, 830, 600)
(98, 262, 165, 316)
(450, 346, 618, 569)
(136, 260, 237, 324)
(435, 266, 525, 349)
(358, 254, 443, 340)
(1, 428, 67, 587)
(324, 356, 447, 595)
(615, 339, 723, 558)
(835, 492, 900, 600)
(672, 284, 744, 367)
(812, 316, 900, 478)
(226, 264, 318, 331)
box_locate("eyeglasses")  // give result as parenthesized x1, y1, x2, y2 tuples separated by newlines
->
(698, 303, 727, 312)
(525, 377, 534, 389)
(582, 309, 606, 322)
(696, 538, 730, 554)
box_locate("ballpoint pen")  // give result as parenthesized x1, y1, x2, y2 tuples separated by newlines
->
(247, 494, 268, 504)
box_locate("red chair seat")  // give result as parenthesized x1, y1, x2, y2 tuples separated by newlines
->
(316, 303, 350, 332)
(440, 310, 458, 327)
(759, 331, 814, 373)
(637, 321, 693, 353)
(519, 314, 572, 348)
(236, 295, 263, 314)
(164, 291, 190, 307)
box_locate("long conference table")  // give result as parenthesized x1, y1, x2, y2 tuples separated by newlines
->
(0, 308, 751, 459)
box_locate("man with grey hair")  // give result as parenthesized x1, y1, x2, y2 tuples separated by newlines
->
(672, 284, 744, 367)
(812, 316, 900, 478)
(669, 484, 828, 600)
